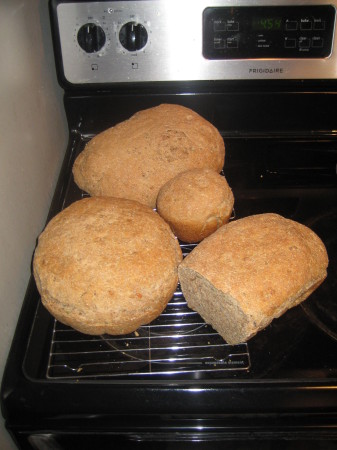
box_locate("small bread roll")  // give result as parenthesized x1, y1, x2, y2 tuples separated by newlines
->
(72, 104, 225, 208)
(156, 168, 234, 243)
(178, 213, 329, 344)
(33, 197, 182, 335)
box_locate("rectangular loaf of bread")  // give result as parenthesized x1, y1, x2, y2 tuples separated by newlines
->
(178, 213, 328, 345)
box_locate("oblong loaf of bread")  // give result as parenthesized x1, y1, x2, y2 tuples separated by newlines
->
(33, 197, 183, 335)
(72, 104, 225, 208)
(157, 168, 234, 243)
(178, 213, 329, 344)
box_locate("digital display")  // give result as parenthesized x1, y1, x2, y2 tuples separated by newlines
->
(252, 17, 282, 31)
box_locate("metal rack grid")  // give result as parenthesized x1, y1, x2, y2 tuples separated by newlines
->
(46, 242, 250, 380)
(46, 292, 250, 379)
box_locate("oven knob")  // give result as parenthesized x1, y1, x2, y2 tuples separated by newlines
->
(119, 21, 148, 51)
(77, 23, 106, 53)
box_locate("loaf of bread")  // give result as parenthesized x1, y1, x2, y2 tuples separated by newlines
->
(156, 168, 234, 243)
(33, 197, 183, 335)
(72, 104, 225, 208)
(178, 213, 328, 344)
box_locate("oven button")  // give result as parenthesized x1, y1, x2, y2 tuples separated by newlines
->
(286, 20, 298, 31)
(214, 37, 226, 49)
(213, 20, 226, 32)
(300, 19, 312, 30)
(312, 36, 324, 48)
(299, 37, 311, 48)
(227, 37, 238, 48)
(314, 20, 325, 31)
(226, 20, 239, 32)
(119, 21, 148, 51)
(77, 23, 106, 53)
(284, 37, 296, 48)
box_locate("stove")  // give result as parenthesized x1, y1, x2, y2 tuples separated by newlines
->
(2, 1, 337, 449)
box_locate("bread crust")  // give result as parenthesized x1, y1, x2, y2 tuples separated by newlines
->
(33, 197, 183, 335)
(156, 168, 234, 243)
(178, 213, 329, 344)
(72, 104, 225, 208)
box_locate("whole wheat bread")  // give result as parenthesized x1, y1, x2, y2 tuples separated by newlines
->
(156, 168, 234, 243)
(178, 213, 328, 344)
(33, 197, 183, 335)
(72, 104, 225, 208)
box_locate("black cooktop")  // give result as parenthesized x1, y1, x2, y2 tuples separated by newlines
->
(2, 89, 337, 447)
(20, 134, 337, 382)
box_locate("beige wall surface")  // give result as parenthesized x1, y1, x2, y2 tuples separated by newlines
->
(0, 0, 67, 447)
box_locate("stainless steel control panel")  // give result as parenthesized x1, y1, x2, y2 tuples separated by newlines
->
(53, 0, 337, 84)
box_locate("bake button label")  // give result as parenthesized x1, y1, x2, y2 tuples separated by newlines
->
(226, 20, 239, 32)
(300, 19, 312, 31)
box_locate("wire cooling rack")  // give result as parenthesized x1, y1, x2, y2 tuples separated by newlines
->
(46, 245, 250, 380)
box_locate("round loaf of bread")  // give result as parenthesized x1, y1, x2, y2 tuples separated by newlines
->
(72, 104, 225, 208)
(156, 168, 234, 243)
(33, 197, 183, 335)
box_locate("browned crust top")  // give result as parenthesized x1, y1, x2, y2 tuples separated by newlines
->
(179, 213, 328, 317)
(157, 168, 234, 222)
(33, 197, 182, 332)
(72, 104, 225, 208)
(157, 168, 234, 242)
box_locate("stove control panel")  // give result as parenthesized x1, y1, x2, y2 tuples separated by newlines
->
(51, 0, 337, 85)
(203, 6, 335, 60)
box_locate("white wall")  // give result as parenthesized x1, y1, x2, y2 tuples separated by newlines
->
(0, 0, 68, 448)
